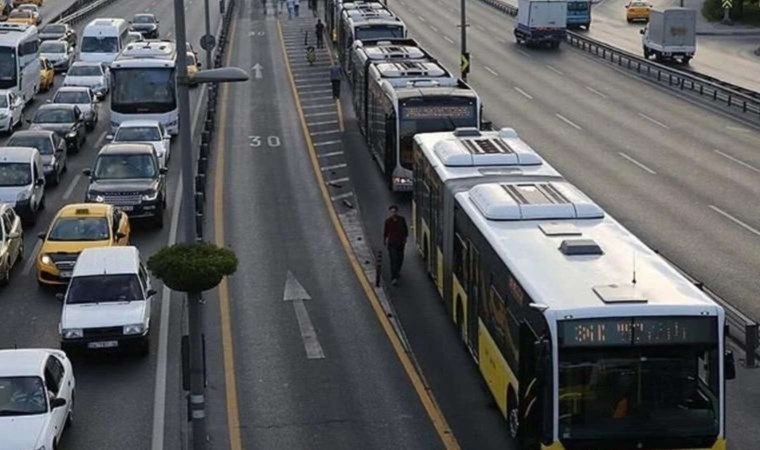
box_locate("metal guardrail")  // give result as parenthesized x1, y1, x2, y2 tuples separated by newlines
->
(48, 0, 119, 26)
(477, 0, 760, 122)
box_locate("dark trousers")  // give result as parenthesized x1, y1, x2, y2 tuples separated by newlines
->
(331, 79, 341, 99)
(388, 245, 405, 280)
(316, 33, 324, 48)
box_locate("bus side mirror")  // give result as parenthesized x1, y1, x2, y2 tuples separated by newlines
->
(725, 350, 736, 380)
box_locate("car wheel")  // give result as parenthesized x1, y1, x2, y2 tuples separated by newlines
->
(65, 391, 74, 428)
(0, 264, 10, 287)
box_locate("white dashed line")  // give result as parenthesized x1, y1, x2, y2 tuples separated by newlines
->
(315, 140, 341, 147)
(309, 120, 339, 126)
(311, 129, 341, 136)
(638, 112, 670, 129)
(321, 163, 347, 171)
(430, 25, 439, 32)
(709, 205, 760, 237)
(585, 86, 607, 98)
(63, 173, 82, 200)
(555, 113, 582, 130)
(417, 15, 426, 22)
(330, 192, 354, 201)
(726, 125, 752, 133)
(517, 49, 531, 57)
(513, 86, 533, 100)
(318, 151, 344, 158)
(545, 64, 564, 75)
(618, 152, 657, 175)
(484, 65, 499, 77)
(443, 36, 455, 44)
(714, 149, 760, 174)
(22, 240, 42, 276)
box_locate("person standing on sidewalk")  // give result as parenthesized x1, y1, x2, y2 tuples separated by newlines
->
(330, 63, 342, 99)
(316, 20, 325, 49)
(384, 205, 408, 285)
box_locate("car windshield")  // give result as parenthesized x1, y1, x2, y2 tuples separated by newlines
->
(0, 376, 47, 416)
(42, 24, 65, 34)
(8, 135, 53, 155)
(0, 163, 30, 186)
(34, 108, 75, 123)
(19, 5, 36, 12)
(81, 36, 118, 53)
(68, 65, 102, 77)
(133, 15, 155, 23)
(8, 11, 30, 19)
(66, 274, 143, 304)
(48, 217, 110, 241)
(115, 126, 161, 142)
(40, 42, 65, 54)
(54, 91, 90, 104)
(0, 96, 7, 108)
(94, 153, 157, 179)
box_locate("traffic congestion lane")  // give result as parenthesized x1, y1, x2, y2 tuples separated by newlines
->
(0, 0, 220, 448)
(204, 5, 449, 450)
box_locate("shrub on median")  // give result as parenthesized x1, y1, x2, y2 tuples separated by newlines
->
(148, 243, 238, 292)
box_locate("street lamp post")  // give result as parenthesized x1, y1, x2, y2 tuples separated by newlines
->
(204, 0, 213, 69)
(460, 0, 468, 81)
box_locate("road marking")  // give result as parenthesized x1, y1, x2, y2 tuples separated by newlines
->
(213, 15, 243, 450)
(302, 104, 335, 110)
(299, 89, 333, 95)
(326, 176, 349, 184)
(417, 15, 426, 22)
(483, 65, 499, 77)
(251, 63, 263, 79)
(95, 130, 107, 145)
(726, 125, 751, 133)
(304, 111, 336, 117)
(311, 129, 341, 136)
(618, 152, 657, 175)
(314, 140, 341, 146)
(545, 64, 564, 75)
(638, 112, 669, 129)
(330, 192, 354, 201)
(555, 113, 582, 130)
(709, 205, 760, 237)
(22, 240, 42, 276)
(284, 271, 325, 359)
(714, 149, 760, 174)
(318, 150, 344, 158)
(278, 20, 461, 449)
(321, 163, 347, 171)
(62, 173, 81, 200)
(430, 25, 438, 32)
(516, 49, 531, 57)
(443, 35, 455, 44)
(296, 82, 330, 88)
(585, 85, 607, 98)
(308, 120, 338, 126)
(513, 86, 533, 100)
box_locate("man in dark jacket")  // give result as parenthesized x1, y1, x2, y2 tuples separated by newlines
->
(384, 205, 408, 285)
(315, 19, 325, 48)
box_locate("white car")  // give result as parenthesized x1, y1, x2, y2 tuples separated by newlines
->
(39, 40, 75, 72)
(108, 120, 171, 167)
(63, 62, 110, 98)
(0, 90, 23, 133)
(0, 349, 75, 450)
(59, 246, 154, 356)
(51, 86, 99, 130)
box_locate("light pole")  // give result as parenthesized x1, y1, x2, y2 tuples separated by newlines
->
(460, 0, 469, 81)
(171, 0, 248, 447)
(203, 0, 213, 69)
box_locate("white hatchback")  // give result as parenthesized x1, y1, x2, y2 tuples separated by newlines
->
(0, 349, 75, 450)
(0, 90, 24, 133)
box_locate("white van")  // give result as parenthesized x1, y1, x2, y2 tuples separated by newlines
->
(0, 147, 45, 224)
(79, 18, 131, 66)
(59, 246, 154, 355)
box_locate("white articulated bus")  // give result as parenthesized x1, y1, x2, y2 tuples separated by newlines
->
(110, 40, 178, 134)
(338, 10, 406, 73)
(418, 166, 735, 449)
(0, 23, 39, 105)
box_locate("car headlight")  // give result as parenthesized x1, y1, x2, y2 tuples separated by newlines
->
(40, 254, 52, 265)
(123, 324, 145, 335)
(142, 191, 159, 201)
(62, 328, 83, 339)
(92, 194, 105, 203)
(65, 131, 77, 138)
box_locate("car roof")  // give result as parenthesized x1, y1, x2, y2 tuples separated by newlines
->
(99, 143, 156, 155)
(56, 86, 91, 94)
(9, 130, 55, 139)
(118, 120, 161, 128)
(74, 246, 141, 277)
(57, 203, 112, 218)
(70, 61, 103, 68)
(37, 103, 77, 112)
(134, 13, 156, 18)
(0, 146, 39, 162)
(0, 349, 53, 377)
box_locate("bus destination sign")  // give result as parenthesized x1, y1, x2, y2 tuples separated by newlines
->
(559, 316, 717, 347)
(401, 105, 475, 120)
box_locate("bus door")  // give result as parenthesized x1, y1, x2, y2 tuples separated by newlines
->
(384, 111, 396, 180)
(465, 245, 480, 352)
(518, 323, 546, 450)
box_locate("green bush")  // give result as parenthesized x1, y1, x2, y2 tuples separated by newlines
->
(148, 243, 238, 292)
(702, 0, 724, 21)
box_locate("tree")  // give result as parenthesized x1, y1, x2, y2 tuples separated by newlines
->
(148, 243, 237, 292)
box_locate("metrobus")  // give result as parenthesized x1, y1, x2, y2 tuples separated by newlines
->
(364, 73, 480, 191)
(412, 128, 564, 290)
(349, 38, 431, 88)
(110, 40, 179, 135)
(338, 12, 406, 73)
(0, 23, 39, 105)
(326, 0, 385, 43)
(413, 146, 735, 448)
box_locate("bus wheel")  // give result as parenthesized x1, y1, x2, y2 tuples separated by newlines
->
(507, 388, 519, 439)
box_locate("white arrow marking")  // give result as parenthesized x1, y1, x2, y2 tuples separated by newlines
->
(283, 271, 324, 359)
(251, 63, 263, 79)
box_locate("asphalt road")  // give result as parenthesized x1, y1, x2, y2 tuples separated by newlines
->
(0, 0, 221, 449)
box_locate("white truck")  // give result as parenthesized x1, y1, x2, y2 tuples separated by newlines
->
(514, 0, 567, 49)
(641, 8, 696, 64)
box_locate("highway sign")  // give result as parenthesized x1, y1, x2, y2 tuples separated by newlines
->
(722, 0, 732, 8)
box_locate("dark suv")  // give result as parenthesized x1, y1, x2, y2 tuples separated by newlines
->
(83, 144, 167, 228)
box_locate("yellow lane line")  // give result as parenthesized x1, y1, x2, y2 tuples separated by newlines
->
(277, 20, 461, 450)
(213, 14, 243, 450)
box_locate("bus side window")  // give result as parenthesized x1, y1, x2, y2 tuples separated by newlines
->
(453, 232, 468, 286)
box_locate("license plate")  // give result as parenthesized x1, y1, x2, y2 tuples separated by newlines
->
(120, 205, 134, 211)
(60, 271, 72, 279)
(87, 341, 118, 349)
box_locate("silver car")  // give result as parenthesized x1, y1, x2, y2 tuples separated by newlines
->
(39, 40, 75, 72)
(108, 120, 171, 168)
(51, 86, 99, 130)
(63, 62, 109, 98)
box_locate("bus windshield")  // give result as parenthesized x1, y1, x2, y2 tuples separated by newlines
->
(398, 96, 477, 169)
(81, 36, 119, 53)
(558, 345, 720, 441)
(0, 47, 17, 89)
(111, 68, 177, 114)
(355, 25, 405, 41)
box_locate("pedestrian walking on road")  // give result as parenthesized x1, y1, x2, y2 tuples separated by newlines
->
(294, 0, 301, 16)
(316, 20, 325, 48)
(384, 205, 408, 286)
(286, 0, 294, 19)
(330, 63, 342, 99)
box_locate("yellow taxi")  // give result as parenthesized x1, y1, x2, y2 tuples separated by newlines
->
(6, 9, 36, 26)
(187, 51, 200, 86)
(39, 57, 54, 92)
(36, 204, 131, 286)
(12, 0, 43, 7)
(625, 0, 652, 22)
